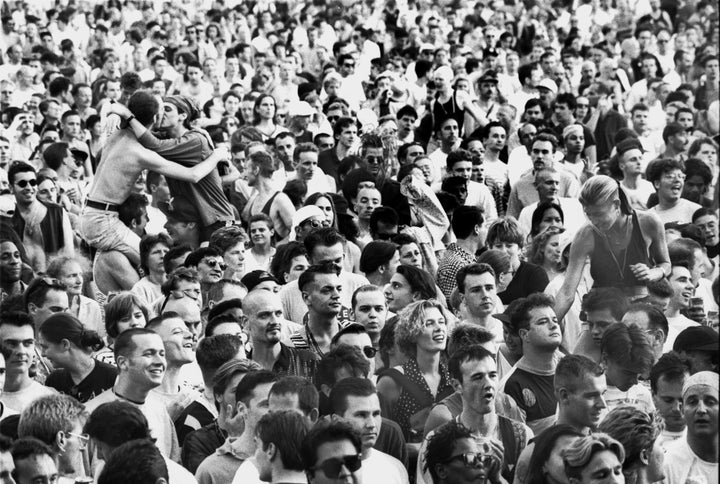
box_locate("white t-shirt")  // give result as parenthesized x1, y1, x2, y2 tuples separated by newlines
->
(650, 199, 702, 225)
(518, 197, 587, 240)
(600, 384, 655, 420)
(664, 438, 719, 484)
(231, 458, 262, 484)
(361, 448, 408, 484)
(621, 179, 655, 211)
(664, 314, 700, 352)
(0, 380, 56, 413)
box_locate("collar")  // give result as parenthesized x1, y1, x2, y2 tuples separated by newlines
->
(216, 437, 252, 460)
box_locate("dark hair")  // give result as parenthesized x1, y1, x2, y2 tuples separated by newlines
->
(510, 293, 555, 333)
(42, 142, 70, 171)
(303, 228, 345, 261)
(476, 249, 511, 280)
(554, 354, 604, 393)
(127, 89, 160, 126)
(598, 406, 662, 469)
(452, 206, 484, 239)
(161, 267, 199, 296)
(163, 244, 192, 274)
(235, 370, 278, 406)
(195, 334, 244, 375)
(84, 401, 152, 447)
(396, 265, 437, 300)
(448, 344, 495, 382)
(581, 288, 628, 322)
(331, 323, 369, 347)
(526, 425, 584, 484)
(23, 277, 66, 313)
(369, 207, 399, 237)
(48, 76, 71, 97)
(118, 193, 148, 229)
(649, 351, 690, 394)
(692, 207, 718, 224)
(139, 233, 172, 276)
(456, 263, 495, 294)
(270, 376, 319, 416)
(646, 157, 685, 183)
(98, 439, 168, 484)
(298, 262, 339, 293)
(624, 303, 669, 345)
(330, 377, 377, 415)
(184, 246, 223, 268)
(530, 201, 565, 237)
(11, 437, 56, 465)
(39, 313, 104, 352)
(600, 324, 654, 374)
(424, 420, 474, 482)
(684, 158, 713, 186)
(270, 242, 307, 283)
(315, 345, 370, 390)
(104, 292, 149, 339)
(301, 419, 362, 475)
(256, 411, 310, 472)
(7, 160, 36, 185)
(668, 237, 703, 269)
(486, 217, 525, 248)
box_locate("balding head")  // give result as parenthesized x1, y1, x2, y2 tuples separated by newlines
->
(244, 290, 284, 346)
(243, 289, 282, 317)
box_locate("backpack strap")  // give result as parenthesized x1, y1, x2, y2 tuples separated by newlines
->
(379, 368, 434, 408)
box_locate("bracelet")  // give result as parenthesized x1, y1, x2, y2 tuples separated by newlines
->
(122, 115, 135, 129)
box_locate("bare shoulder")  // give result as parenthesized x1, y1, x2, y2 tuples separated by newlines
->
(636, 210, 663, 231)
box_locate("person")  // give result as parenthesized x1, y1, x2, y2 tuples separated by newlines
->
(572, 288, 629, 363)
(194, 370, 278, 484)
(359, 241, 400, 287)
(10, 437, 60, 484)
(440, 149, 498, 226)
(523, 425, 584, 484)
(85, 401, 196, 484)
(527, 226, 567, 282)
(500, 293, 560, 435)
(97, 439, 169, 484)
(376, 299, 454, 442)
(252, 410, 311, 484)
(673, 326, 719, 374)
(244, 214, 276, 273)
(94, 291, 150, 366)
(649, 353, 691, 448)
(85, 328, 180, 461)
(647, 158, 702, 225)
(330, 377, 409, 483)
(132, 233, 173, 307)
(617, 139, 655, 211)
(599, 406, 666, 484)
(38, 313, 117, 403)
(554, 175, 670, 321)
(455, 263, 504, 343)
(0, 311, 56, 413)
(330, 324, 379, 377)
(300, 417, 363, 484)
(621, 303, 669, 360)
(663, 371, 718, 483)
(0, 434, 13, 484)
(17, 394, 89, 480)
(350, 285, 388, 356)
(436, 206, 483, 301)
(561, 433, 626, 484)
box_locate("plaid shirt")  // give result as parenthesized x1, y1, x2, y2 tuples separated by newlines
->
(436, 243, 478, 301)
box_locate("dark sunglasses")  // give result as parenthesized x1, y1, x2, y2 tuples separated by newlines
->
(343, 63, 356, 68)
(365, 155, 383, 165)
(303, 219, 329, 229)
(444, 452, 493, 468)
(15, 179, 37, 188)
(312, 454, 361, 478)
(202, 259, 228, 271)
(362, 346, 377, 358)
(327, 115, 340, 123)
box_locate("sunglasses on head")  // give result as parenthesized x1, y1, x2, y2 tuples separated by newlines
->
(312, 454, 362, 478)
(202, 259, 228, 270)
(15, 179, 37, 188)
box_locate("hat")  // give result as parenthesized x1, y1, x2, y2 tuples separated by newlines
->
(158, 196, 198, 223)
(616, 138, 645, 157)
(682, 371, 719, 399)
(433, 66, 454, 81)
(493, 298, 526, 326)
(477, 70, 499, 85)
(420, 43, 435, 52)
(241, 270, 280, 292)
(289, 205, 325, 241)
(673, 325, 719, 352)
(562, 124, 584, 140)
(70, 147, 88, 162)
(359, 241, 397, 274)
(536, 78, 558, 94)
(288, 101, 315, 117)
(164, 95, 200, 122)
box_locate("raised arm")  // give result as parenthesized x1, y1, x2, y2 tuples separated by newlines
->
(554, 226, 594, 321)
(140, 145, 228, 184)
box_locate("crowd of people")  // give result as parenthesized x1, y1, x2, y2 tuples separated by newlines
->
(0, 0, 718, 482)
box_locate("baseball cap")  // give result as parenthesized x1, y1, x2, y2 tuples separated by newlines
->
(241, 270, 280, 292)
(288, 101, 315, 117)
(536, 78, 558, 94)
(493, 298, 526, 326)
(673, 326, 719, 352)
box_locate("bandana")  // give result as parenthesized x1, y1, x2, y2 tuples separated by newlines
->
(682, 371, 719, 398)
(562, 124, 584, 139)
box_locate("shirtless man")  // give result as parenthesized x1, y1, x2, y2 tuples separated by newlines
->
(80, 89, 228, 285)
(241, 150, 295, 241)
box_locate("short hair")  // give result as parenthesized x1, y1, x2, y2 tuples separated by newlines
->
(509, 293, 555, 334)
(331, 323, 369, 347)
(350, 284, 384, 310)
(42, 142, 70, 170)
(684, 157, 713, 186)
(293, 142, 319, 163)
(208, 225, 247, 254)
(127, 90, 160, 126)
(98, 439, 168, 484)
(554, 355, 604, 394)
(448, 344, 495, 382)
(649, 351, 690, 394)
(646, 277, 674, 299)
(206, 302, 243, 331)
(486, 217, 524, 248)
(330, 377, 377, 415)
(18, 395, 87, 446)
(526, 425, 585, 484)
(84, 401, 152, 447)
(452, 206, 484, 239)
(270, 241, 307, 283)
(118, 193, 149, 228)
(315, 345, 370, 390)
(23, 277, 66, 313)
(48, 76, 71, 97)
(359, 133, 385, 158)
(600, 323, 654, 374)
(395, 299, 449, 357)
(668, 237, 703, 268)
(113, 327, 158, 360)
(456, 263, 495, 294)
(581, 288, 628, 322)
(445, 149, 473, 172)
(235, 370, 278, 406)
(532, 132, 559, 152)
(562, 433, 625, 480)
(482, 121, 505, 140)
(369, 207, 399, 236)
(184, 246, 223, 268)
(104, 292, 149, 339)
(139, 233, 173, 275)
(256, 411, 311, 472)
(396, 265, 437, 300)
(195, 334, 245, 375)
(692, 207, 718, 224)
(298, 262, 338, 293)
(269, 376, 319, 416)
(8, 160, 36, 186)
(303, 228, 345, 260)
(39, 312, 104, 352)
(301, 419, 362, 475)
(0, 311, 34, 338)
(555, 92, 577, 110)
(163, 244, 192, 274)
(646, 157, 685, 184)
(447, 324, 495, 357)
(624, 303, 669, 344)
(11, 437, 56, 465)
(476, 249, 511, 279)
(161, 267, 199, 296)
(598, 406, 662, 468)
(424, 420, 474, 482)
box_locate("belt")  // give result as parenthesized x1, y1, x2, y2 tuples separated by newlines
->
(86, 199, 120, 212)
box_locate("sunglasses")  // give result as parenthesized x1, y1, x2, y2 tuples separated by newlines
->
(303, 219, 329, 229)
(365, 156, 383, 165)
(343, 63, 356, 68)
(202, 259, 228, 271)
(15, 179, 37, 188)
(444, 452, 493, 468)
(312, 454, 362, 478)
(327, 116, 340, 123)
(362, 346, 377, 358)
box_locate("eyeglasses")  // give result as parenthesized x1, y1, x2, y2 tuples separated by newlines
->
(312, 454, 362, 478)
(444, 452, 493, 468)
(303, 219, 329, 229)
(14, 179, 37, 188)
(661, 173, 686, 181)
(343, 63, 356, 68)
(202, 259, 228, 271)
(67, 432, 90, 451)
(327, 115, 340, 123)
(365, 156, 383, 165)
(362, 346, 377, 358)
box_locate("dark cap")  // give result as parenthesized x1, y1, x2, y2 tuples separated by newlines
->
(158, 197, 198, 223)
(477, 70, 499, 85)
(241, 270, 280, 292)
(70, 147, 89, 162)
(673, 326, 719, 352)
(493, 297, 526, 327)
(616, 138, 645, 157)
(359, 241, 397, 274)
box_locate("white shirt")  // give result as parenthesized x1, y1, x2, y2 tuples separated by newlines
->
(508, 147, 533, 188)
(664, 314, 700, 352)
(231, 458, 263, 484)
(361, 448, 408, 484)
(650, 199, 702, 225)
(621, 179, 656, 211)
(518, 197, 587, 240)
(427, 148, 448, 185)
(664, 438, 719, 484)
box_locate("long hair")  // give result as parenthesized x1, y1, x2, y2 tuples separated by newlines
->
(304, 192, 339, 230)
(395, 299, 448, 357)
(39, 313, 104, 353)
(528, 226, 566, 266)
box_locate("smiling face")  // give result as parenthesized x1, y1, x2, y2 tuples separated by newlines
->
(116, 304, 147, 334)
(11, 170, 38, 206)
(564, 374, 608, 428)
(416, 307, 447, 353)
(120, 333, 166, 389)
(0, 241, 22, 284)
(58, 261, 84, 296)
(154, 316, 195, 365)
(668, 265, 694, 310)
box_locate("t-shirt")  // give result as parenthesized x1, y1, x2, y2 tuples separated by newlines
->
(361, 448, 408, 484)
(131, 277, 163, 308)
(45, 360, 118, 403)
(194, 437, 249, 484)
(501, 362, 556, 435)
(601, 384, 655, 418)
(230, 458, 262, 484)
(664, 438, 719, 484)
(650, 199, 702, 225)
(0, 380, 57, 413)
(664, 314, 700, 352)
(658, 428, 686, 450)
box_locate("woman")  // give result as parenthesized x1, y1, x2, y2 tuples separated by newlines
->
(376, 299, 455, 442)
(46, 256, 104, 338)
(94, 292, 150, 365)
(531, 201, 565, 239)
(252, 93, 285, 141)
(244, 214, 275, 273)
(529, 227, 567, 282)
(39, 312, 117, 403)
(487, 217, 550, 305)
(269, 241, 309, 284)
(526, 425, 584, 484)
(304, 193, 361, 273)
(209, 225, 247, 281)
(555, 175, 670, 321)
(384, 265, 438, 315)
(598, 407, 665, 484)
(393, 233, 424, 269)
(131, 233, 172, 307)
(562, 433, 626, 484)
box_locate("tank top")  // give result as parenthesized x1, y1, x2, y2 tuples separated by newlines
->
(590, 210, 652, 289)
(261, 192, 280, 216)
(432, 91, 464, 132)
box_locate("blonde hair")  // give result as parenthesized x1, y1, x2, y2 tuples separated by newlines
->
(579, 175, 632, 214)
(395, 299, 448, 358)
(563, 433, 626, 480)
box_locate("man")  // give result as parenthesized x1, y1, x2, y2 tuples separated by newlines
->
(506, 133, 580, 219)
(184, 247, 226, 304)
(195, 370, 277, 484)
(551, 94, 597, 168)
(161, 287, 204, 351)
(85, 328, 180, 460)
(0, 435, 11, 484)
(650, 352, 691, 449)
(330, 378, 408, 483)
(330, 324, 378, 378)
(300, 418, 363, 484)
(11, 438, 59, 484)
(253, 411, 310, 484)
(660, 122, 690, 160)
(280, 228, 368, 325)
(0, 238, 24, 303)
(9, 161, 74, 273)
(41, 142, 84, 214)
(350, 285, 388, 352)
(80, 89, 227, 271)
(318, 117, 357, 186)
(479, 122, 508, 213)
(273, 132, 296, 179)
(501, 293, 561, 434)
(293, 143, 334, 196)
(673, 326, 719, 374)
(359, 241, 399, 287)
(243, 150, 295, 241)
(355, 187, 382, 245)
(621, 303, 669, 360)
(418, 345, 530, 484)
(359, 135, 410, 226)
(97, 439, 169, 484)
(0, 311, 56, 413)
(245, 290, 318, 380)
(663, 262, 700, 351)
(456, 263, 503, 342)
(590, 82, 628, 161)
(557, 124, 591, 184)
(18, 395, 88, 479)
(440, 149, 497, 226)
(572, 288, 629, 363)
(160, 196, 202, 249)
(600, 323, 655, 414)
(427, 117, 461, 184)
(617, 138, 655, 210)
(437, 206, 482, 301)
(630, 103, 663, 160)
(396, 105, 417, 143)
(663, 371, 718, 483)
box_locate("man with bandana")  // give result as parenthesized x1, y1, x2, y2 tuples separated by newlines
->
(111, 95, 235, 241)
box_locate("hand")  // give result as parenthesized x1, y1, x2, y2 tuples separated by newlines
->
(629, 263, 657, 282)
(222, 403, 246, 437)
(65, 187, 79, 203)
(213, 145, 230, 162)
(484, 438, 506, 484)
(109, 102, 132, 119)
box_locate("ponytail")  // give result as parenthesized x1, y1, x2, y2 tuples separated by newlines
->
(40, 313, 105, 353)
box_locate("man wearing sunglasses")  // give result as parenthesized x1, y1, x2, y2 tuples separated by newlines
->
(290, 205, 330, 243)
(184, 247, 226, 304)
(301, 418, 363, 484)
